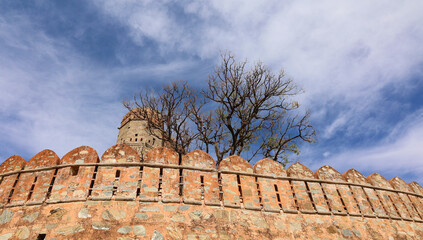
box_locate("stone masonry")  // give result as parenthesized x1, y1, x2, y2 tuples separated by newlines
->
(0, 110, 423, 239)
(0, 145, 422, 239)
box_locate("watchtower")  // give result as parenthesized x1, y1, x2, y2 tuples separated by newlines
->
(116, 108, 162, 158)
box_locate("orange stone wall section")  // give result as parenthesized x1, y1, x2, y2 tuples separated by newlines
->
(0, 145, 423, 239)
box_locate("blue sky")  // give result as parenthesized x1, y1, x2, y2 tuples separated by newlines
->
(1, 1, 423, 184)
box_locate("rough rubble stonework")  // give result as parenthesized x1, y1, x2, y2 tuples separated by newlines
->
(0, 145, 422, 239)
(0, 111, 423, 239)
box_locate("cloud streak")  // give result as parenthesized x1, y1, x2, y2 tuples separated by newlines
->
(307, 109, 423, 183)
(1, 1, 423, 185)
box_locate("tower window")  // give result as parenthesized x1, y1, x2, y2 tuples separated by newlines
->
(135, 134, 138, 136)
(130, 138, 132, 141)
(135, 138, 137, 142)
(140, 138, 143, 142)
(70, 166, 79, 176)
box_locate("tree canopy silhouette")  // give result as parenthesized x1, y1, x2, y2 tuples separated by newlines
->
(124, 53, 316, 166)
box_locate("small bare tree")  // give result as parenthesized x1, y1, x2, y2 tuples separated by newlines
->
(125, 53, 316, 166)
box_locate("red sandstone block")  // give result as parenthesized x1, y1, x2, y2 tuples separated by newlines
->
(0, 155, 26, 206)
(239, 174, 261, 210)
(8, 150, 59, 206)
(254, 159, 296, 213)
(140, 147, 180, 202)
(0, 155, 26, 174)
(139, 167, 160, 202)
(286, 163, 316, 213)
(48, 146, 99, 203)
(287, 163, 330, 214)
(182, 150, 219, 206)
(162, 168, 180, 203)
(367, 173, 406, 220)
(306, 181, 330, 214)
(91, 144, 140, 200)
(315, 166, 360, 216)
(409, 181, 423, 195)
(343, 169, 375, 217)
(219, 156, 260, 209)
(409, 181, 423, 214)
(389, 177, 422, 221)
(145, 147, 178, 165)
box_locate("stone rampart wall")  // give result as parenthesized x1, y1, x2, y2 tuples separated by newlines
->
(0, 144, 422, 239)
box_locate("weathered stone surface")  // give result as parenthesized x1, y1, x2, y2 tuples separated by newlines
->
(179, 205, 190, 211)
(189, 210, 202, 220)
(368, 173, 406, 219)
(92, 222, 111, 230)
(101, 144, 140, 163)
(0, 155, 26, 174)
(0, 233, 12, 240)
(151, 230, 164, 240)
(25, 149, 60, 169)
(171, 213, 186, 222)
(102, 209, 127, 220)
(49, 146, 99, 202)
(0, 210, 13, 224)
(315, 165, 355, 215)
(78, 208, 91, 218)
(0, 155, 26, 205)
(133, 225, 146, 235)
(219, 155, 253, 173)
(145, 147, 178, 164)
(91, 144, 140, 200)
(182, 150, 219, 205)
(56, 224, 85, 235)
(48, 207, 66, 220)
(0, 142, 422, 239)
(286, 163, 315, 213)
(135, 213, 148, 219)
(15, 226, 29, 239)
(22, 212, 38, 223)
(117, 226, 132, 234)
(254, 159, 297, 213)
(8, 150, 59, 206)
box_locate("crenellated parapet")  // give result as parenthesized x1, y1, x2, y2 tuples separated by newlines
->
(7, 150, 60, 207)
(1, 144, 423, 239)
(0, 144, 422, 221)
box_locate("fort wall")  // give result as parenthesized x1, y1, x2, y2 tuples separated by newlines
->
(0, 144, 422, 239)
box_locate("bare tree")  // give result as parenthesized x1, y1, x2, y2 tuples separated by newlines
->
(191, 53, 316, 165)
(125, 53, 316, 166)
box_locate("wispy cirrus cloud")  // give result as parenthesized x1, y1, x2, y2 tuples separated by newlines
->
(305, 109, 423, 183)
(0, 14, 121, 160)
(0, 10, 202, 161)
(1, 1, 423, 184)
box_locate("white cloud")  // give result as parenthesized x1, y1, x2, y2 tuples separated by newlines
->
(0, 15, 123, 160)
(307, 109, 423, 183)
(94, 0, 423, 119)
(2, 1, 423, 186)
(322, 114, 347, 139)
(0, 12, 203, 162)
